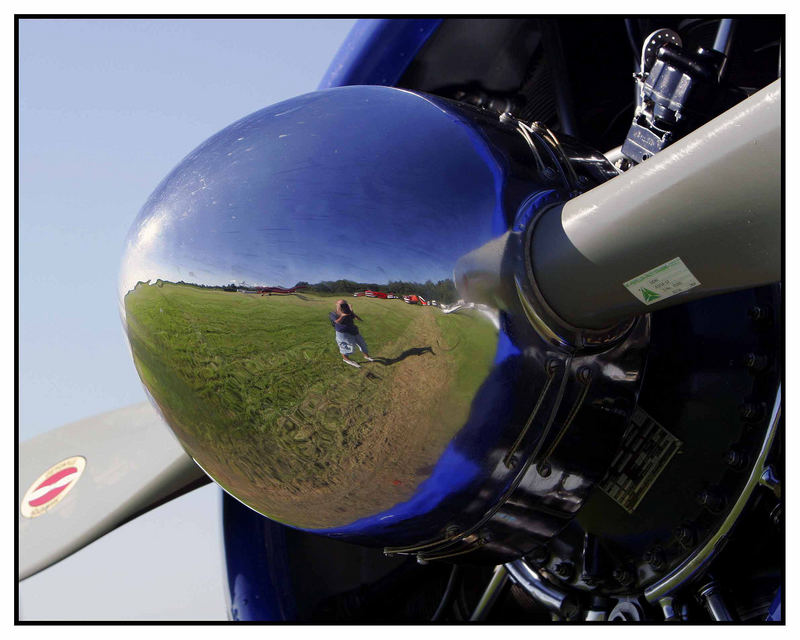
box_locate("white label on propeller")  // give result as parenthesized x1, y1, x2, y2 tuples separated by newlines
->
(623, 257, 700, 305)
(21, 456, 86, 518)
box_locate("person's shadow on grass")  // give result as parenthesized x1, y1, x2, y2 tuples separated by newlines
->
(370, 346, 435, 366)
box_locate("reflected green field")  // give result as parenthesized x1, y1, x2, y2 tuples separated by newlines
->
(124, 282, 496, 527)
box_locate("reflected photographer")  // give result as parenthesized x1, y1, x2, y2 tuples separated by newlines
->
(329, 299, 375, 368)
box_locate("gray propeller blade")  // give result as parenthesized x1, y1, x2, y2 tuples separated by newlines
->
(531, 79, 781, 329)
(18, 402, 210, 581)
(456, 80, 781, 334)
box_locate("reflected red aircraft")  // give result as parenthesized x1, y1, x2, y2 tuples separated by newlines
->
(258, 285, 306, 295)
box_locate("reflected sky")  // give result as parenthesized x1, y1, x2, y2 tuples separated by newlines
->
(120, 86, 501, 298)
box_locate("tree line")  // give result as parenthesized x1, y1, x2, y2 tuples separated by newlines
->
(295, 279, 458, 304)
(132, 278, 460, 304)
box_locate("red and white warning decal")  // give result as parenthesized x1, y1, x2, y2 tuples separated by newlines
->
(21, 456, 86, 518)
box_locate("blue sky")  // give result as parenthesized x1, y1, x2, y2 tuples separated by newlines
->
(18, 17, 356, 621)
(117, 85, 498, 299)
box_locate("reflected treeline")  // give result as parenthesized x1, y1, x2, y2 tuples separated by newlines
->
(133, 278, 459, 303)
(301, 279, 457, 304)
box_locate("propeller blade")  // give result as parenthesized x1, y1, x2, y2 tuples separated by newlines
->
(531, 79, 781, 329)
(18, 403, 210, 581)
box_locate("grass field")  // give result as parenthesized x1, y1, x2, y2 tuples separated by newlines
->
(124, 282, 497, 527)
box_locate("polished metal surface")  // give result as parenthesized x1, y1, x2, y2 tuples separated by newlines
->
(713, 19, 736, 63)
(698, 581, 734, 621)
(608, 599, 643, 621)
(505, 558, 576, 617)
(657, 596, 678, 621)
(468, 565, 510, 621)
(584, 609, 607, 621)
(120, 84, 646, 553)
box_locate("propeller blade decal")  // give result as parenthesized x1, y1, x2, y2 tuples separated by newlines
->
(22, 459, 86, 515)
(18, 403, 210, 580)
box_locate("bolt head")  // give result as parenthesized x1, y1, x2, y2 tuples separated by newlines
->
(444, 525, 460, 538)
(696, 489, 726, 513)
(613, 567, 634, 586)
(674, 524, 696, 549)
(555, 562, 574, 579)
(537, 462, 552, 477)
(748, 305, 772, 323)
(645, 547, 666, 570)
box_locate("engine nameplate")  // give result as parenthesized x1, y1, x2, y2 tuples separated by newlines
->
(598, 408, 682, 514)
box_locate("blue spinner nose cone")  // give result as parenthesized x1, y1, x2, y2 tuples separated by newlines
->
(120, 84, 638, 559)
